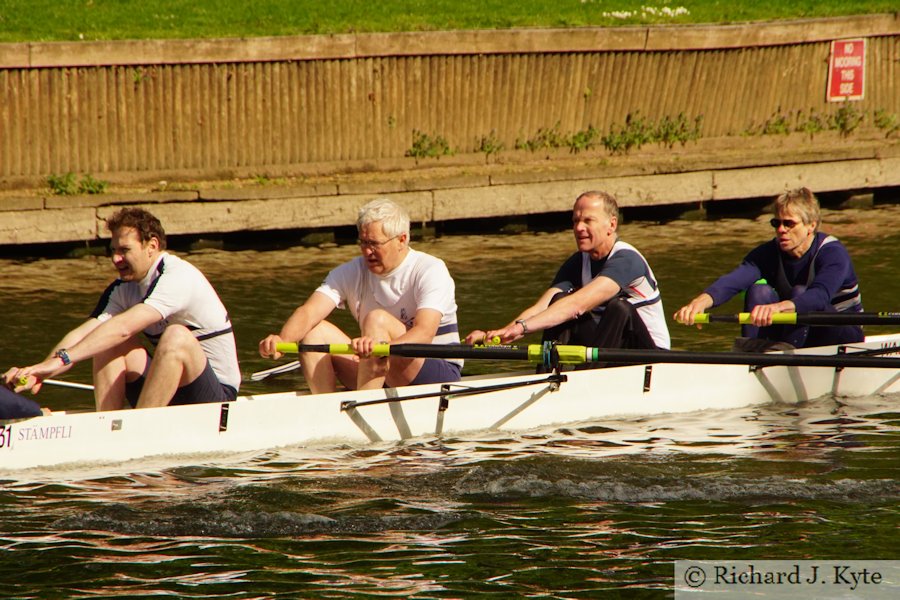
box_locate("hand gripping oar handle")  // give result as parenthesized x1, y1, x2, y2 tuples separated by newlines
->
(275, 342, 595, 364)
(693, 312, 900, 326)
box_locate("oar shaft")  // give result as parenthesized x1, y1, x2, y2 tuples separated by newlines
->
(248, 360, 301, 381)
(693, 312, 900, 326)
(45, 379, 94, 391)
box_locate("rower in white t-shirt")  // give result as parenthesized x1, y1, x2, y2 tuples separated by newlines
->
(4, 208, 240, 411)
(259, 198, 463, 393)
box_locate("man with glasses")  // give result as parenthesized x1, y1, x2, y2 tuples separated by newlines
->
(674, 187, 864, 349)
(259, 198, 462, 392)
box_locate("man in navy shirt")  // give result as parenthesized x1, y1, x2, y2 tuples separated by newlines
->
(674, 187, 863, 348)
(466, 190, 670, 353)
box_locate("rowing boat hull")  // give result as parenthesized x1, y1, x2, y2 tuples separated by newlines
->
(2, 335, 898, 473)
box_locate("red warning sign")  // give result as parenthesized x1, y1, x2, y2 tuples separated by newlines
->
(827, 39, 865, 102)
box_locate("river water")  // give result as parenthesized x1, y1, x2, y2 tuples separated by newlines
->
(1, 203, 899, 597)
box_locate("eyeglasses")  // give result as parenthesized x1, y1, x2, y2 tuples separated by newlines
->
(770, 218, 801, 230)
(357, 235, 399, 250)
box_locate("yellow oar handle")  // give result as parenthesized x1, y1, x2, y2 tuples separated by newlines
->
(276, 342, 390, 357)
(555, 345, 594, 363)
(693, 313, 798, 325)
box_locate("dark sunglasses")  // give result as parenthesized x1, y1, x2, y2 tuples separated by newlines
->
(770, 218, 800, 230)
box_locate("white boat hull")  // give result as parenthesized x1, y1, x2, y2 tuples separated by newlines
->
(2, 335, 898, 473)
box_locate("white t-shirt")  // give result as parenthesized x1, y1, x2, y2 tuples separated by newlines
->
(315, 249, 462, 366)
(92, 253, 241, 392)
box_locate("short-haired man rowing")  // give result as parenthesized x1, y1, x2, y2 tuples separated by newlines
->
(259, 198, 463, 391)
(3, 207, 240, 410)
(466, 190, 670, 362)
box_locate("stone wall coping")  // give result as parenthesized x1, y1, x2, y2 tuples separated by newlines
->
(1, 14, 897, 69)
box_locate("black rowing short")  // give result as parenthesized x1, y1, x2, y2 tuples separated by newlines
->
(125, 360, 237, 408)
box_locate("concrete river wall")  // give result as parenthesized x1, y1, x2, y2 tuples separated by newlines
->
(1, 15, 898, 247)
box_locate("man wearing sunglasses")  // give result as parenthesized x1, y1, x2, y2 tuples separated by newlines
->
(674, 187, 864, 349)
(259, 198, 462, 392)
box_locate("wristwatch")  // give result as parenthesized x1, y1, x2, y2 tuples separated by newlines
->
(515, 319, 529, 334)
(54, 348, 72, 366)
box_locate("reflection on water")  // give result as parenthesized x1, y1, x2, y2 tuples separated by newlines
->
(1, 203, 899, 597)
(1, 391, 897, 596)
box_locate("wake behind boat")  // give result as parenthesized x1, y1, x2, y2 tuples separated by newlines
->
(2, 335, 899, 473)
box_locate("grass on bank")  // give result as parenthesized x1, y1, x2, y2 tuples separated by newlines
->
(0, 0, 897, 42)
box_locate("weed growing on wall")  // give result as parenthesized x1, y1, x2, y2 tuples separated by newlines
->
(46, 173, 78, 195)
(874, 109, 899, 138)
(793, 109, 829, 139)
(405, 102, 895, 163)
(746, 104, 879, 139)
(476, 131, 505, 161)
(47, 172, 108, 195)
(78, 174, 108, 194)
(515, 122, 566, 152)
(653, 113, 703, 148)
(566, 125, 601, 154)
(830, 103, 864, 137)
(409, 111, 705, 161)
(405, 130, 453, 161)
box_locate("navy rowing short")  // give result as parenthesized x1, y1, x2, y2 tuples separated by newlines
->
(409, 358, 462, 385)
(126, 360, 237, 408)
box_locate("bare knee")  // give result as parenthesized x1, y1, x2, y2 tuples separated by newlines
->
(360, 309, 404, 339)
(298, 321, 344, 345)
(93, 336, 147, 379)
(155, 325, 197, 359)
(361, 308, 389, 329)
(365, 356, 390, 379)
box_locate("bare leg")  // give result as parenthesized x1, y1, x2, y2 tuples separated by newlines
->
(92, 337, 148, 411)
(299, 321, 357, 393)
(136, 325, 209, 408)
(357, 309, 425, 390)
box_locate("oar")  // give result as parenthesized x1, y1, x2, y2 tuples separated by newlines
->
(692, 312, 900, 326)
(249, 360, 301, 381)
(275, 342, 900, 369)
(14, 377, 95, 391)
(45, 378, 94, 391)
